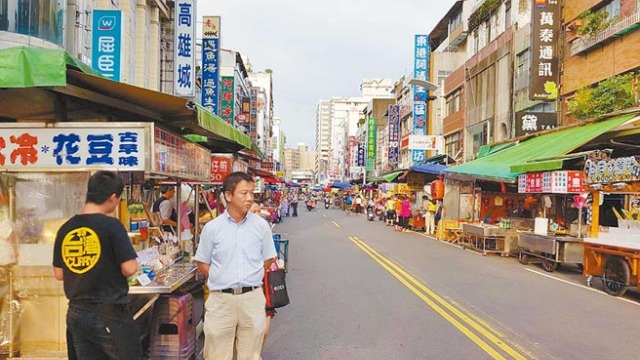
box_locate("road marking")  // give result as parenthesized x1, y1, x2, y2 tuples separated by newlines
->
(524, 268, 640, 307)
(349, 236, 528, 360)
(332, 221, 341, 228)
(322, 213, 328, 218)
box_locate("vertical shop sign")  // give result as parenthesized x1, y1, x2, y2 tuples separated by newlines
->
(388, 104, 400, 167)
(530, 0, 560, 100)
(249, 88, 258, 141)
(219, 76, 235, 124)
(201, 16, 220, 114)
(92, 10, 123, 81)
(356, 143, 365, 167)
(366, 117, 377, 171)
(211, 156, 231, 182)
(174, 0, 195, 96)
(413, 34, 429, 163)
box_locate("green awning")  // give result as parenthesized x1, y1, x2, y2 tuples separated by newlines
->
(372, 170, 405, 183)
(0, 46, 102, 87)
(477, 141, 516, 158)
(509, 153, 588, 173)
(444, 114, 637, 182)
(195, 105, 262, 156)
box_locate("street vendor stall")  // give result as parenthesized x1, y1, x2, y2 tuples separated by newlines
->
(582, 152, 640, 296)
(0, 122, 211, 358)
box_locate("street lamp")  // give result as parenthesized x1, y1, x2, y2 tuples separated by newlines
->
(408, 78, 439, 92)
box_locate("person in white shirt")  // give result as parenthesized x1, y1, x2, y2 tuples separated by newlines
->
(195, 172, 277, 360)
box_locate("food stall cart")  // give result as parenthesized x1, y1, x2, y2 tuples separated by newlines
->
(0, 122, 211, 358)
(515, 170, 587, 271)
(582, 152, 640, 296)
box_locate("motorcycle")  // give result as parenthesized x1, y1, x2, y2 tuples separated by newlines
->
(366, 205, 375, 221)
(306, 200, 316, 211)
(324, 201, 330, 209)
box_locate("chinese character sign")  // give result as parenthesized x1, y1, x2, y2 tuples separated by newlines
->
(249, 88, 258, 141)
(220, 76, 235, 125)
(388, 104, 400, 167)
(92, 10, 122, 81)
(366, 118, 377, 171)
(413, 35, 430, 102)
(211, 156, 231, 183)
(0, 127, 145, 170)
(515, 111, 557, 136)
(530, 0, 560, 100)
(174, 0, 196, 96)
(412, 102, 427, 164)
(202, 16, 221, 115)
(357, 143, 365, 167)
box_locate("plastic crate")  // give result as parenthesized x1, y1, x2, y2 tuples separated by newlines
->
(149, 293, 196, 360)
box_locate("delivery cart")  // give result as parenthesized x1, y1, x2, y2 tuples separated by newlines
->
(583, 235, 640, 297)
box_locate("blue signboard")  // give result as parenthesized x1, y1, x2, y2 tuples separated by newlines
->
(201, 16, 221, 114)
(356, 143, 365, 167)
(174, 0, 196, 96)
(412, 34, 430, 163)
(92, 10, 123, 81)
(388, 105, 400, 167)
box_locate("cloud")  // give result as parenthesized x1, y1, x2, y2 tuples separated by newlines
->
(197, 0, 458, 148)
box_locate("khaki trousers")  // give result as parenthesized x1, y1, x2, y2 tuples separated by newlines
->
(203, 288, 266, 360)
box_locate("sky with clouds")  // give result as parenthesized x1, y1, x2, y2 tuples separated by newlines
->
(197, 0, 459, 148)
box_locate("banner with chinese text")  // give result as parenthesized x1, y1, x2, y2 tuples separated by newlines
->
(0, 125, 145, 170)
(530, 0, 560, 100)
(201, 16, 220, 114)
(366, 117, 377, 172)
(174, 0, 195, 96)
(92, 10, 123, 81)
(211, 156, 231, 183)
(388, 104, 400, 167)
(219, 76, 235, 124)
(412, 34, 429, 163)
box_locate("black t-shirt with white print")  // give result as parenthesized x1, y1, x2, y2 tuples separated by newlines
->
(53, 214, 137, 304)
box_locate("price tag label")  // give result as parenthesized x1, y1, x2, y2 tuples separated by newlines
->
(137, 274, 152, 286)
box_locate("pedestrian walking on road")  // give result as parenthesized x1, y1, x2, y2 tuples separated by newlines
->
(400, 195, 412, 232)
(386, 196, 396, 226)
(290, 192, 299, 217)
(195, 172, 277, 360)
(423, 195, 436, 235)
(53, 171, 143, 359)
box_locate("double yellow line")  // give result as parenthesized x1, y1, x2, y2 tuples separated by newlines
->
(348, 236, 528, 360)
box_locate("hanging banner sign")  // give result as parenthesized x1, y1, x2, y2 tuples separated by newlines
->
(412, 34, 430, 164)
(0, 125, 145, 170)
(92, 10, 123, 81)
(249, 87, 258, 140)
(408, 135, 444, 151)
(366, 117, 377, 171)
(174, 0, 196, 96)
(530, 0, 560, 100)
(201, 16, 221, 114)
(356, 142, 365, 167)
(388, 104, 400, 167)
(220, 76, 235, 124)
(518, 171, 583, 193)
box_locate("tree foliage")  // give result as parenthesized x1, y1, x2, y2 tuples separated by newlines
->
(577, 10, 614, 38)
(568, 73, 636, 119)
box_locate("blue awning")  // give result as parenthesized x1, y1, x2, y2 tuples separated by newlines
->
(330, 182, 353, 189)
(410, 163, 449, 175)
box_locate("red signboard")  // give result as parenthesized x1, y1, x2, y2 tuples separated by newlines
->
(518, 171, 584, 194)
(211, 156, 231, 183)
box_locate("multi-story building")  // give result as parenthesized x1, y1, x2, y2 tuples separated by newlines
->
(315, 99, 331, 183)
(1, 0, 171, 91)
(563, 0, 640, 122)
(283, 142, 315, 182)
(248, 70, 274, 156)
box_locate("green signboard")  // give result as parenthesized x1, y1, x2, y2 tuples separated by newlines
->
(220, 76, 235, 125)
(366, 117, 377, 171)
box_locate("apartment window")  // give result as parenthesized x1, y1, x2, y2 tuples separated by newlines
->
(602, 0, 621, 20)
(530, 102, 557, 112)
(505, 2, 512, 29)
(445, 132, 461, 158)
(516, 50, 530, 77)
(449, 11, 462, 34)
(446, 90, 461, 116)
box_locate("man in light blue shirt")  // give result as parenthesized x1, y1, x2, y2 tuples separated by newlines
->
(195, 172, 276, 360)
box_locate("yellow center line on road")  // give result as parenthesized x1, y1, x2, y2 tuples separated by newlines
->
(349, 236, 528, 360)
(332, 221, 341, 228)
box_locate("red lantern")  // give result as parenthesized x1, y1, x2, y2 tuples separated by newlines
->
(431, 178, 445, 200)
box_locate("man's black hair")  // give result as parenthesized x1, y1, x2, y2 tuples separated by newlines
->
(86, 171, 124, 205)
(223, 172, 254, 194)
(160, 185, 174, 194)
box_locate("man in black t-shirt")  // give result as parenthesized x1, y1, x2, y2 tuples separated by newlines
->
(53, 171, 142, 359)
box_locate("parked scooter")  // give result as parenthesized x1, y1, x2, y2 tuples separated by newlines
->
(366, 205, 375, 221)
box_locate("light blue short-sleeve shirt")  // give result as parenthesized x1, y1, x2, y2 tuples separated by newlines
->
(195, 211, 277, 291)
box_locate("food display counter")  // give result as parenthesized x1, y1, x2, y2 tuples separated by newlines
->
(517, 232, 583, 272)
(129, 261, 197, 294)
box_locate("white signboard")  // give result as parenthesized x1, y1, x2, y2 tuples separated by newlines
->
(174, 0, 196, 96)
(0, 126, 146, 170)
(350, 166, 364, 175)
(408, 135, 444, 152)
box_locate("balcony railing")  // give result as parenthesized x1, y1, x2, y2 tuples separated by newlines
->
(571, 12, 640, 56)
